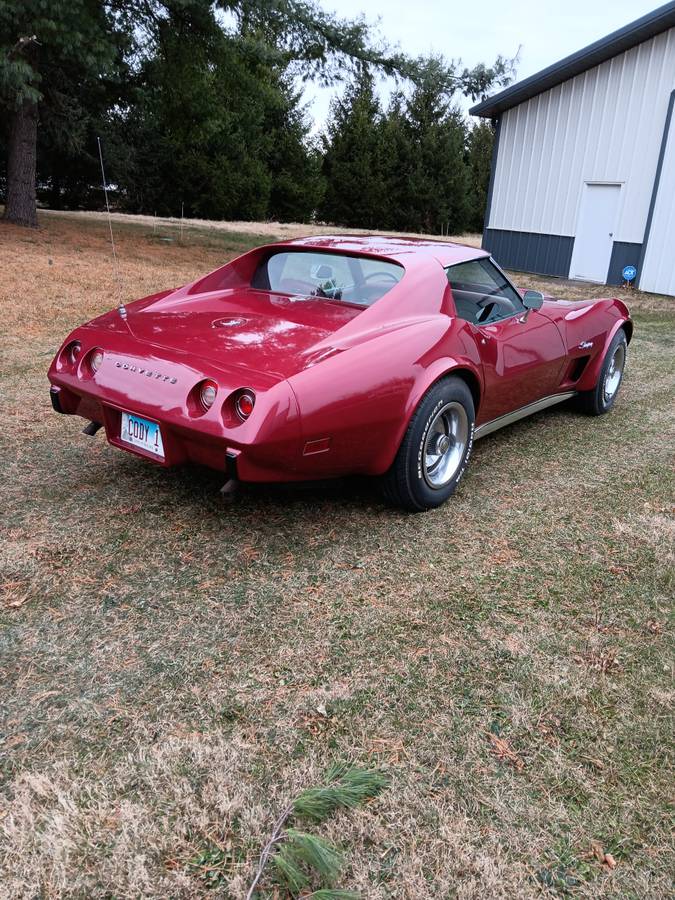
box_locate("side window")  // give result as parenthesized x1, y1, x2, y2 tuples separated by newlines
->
(446, 258, 524, 324)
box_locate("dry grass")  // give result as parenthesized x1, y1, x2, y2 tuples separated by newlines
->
(0, 212, 673, 899)
(38, 207, 484, 247)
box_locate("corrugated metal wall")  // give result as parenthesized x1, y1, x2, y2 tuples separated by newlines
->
(488, 27, 675, 246)
(640, 97, 675, 294)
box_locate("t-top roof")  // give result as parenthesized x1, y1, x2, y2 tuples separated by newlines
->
(470, 1, 675, 119)
(282, 234, 488, 266)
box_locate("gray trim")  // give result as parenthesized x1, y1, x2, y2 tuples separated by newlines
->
(607, 242, 643, 285)
(483, 229, 575, 278)
(470, 2, 675, 117)
(482, 116, 501, 234)
(475, 392, 577, 440)
(637, 89, 675, 288)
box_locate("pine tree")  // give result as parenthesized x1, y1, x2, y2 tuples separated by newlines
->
(379, 92, 415, 230)
(319, 71, 387, 228)
(0, 0, 418, 228)
(401, 57, 470, 235)
(0, 0, 119, 226)
(466, 120, 495, 232)
(263, 73, 325, 222)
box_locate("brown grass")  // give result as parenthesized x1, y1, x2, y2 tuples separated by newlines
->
(38, 207, 484, 247)
(0, 211, 673, 899)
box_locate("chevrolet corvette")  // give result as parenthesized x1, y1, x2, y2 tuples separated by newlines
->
(48, 236, 631, 511)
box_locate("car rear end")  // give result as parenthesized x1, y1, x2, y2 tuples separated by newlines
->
(48, 327, 302, 482)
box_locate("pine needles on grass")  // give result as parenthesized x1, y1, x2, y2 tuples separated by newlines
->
(246, 765, 389, 899)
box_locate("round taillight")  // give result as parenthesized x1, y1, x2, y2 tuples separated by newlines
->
(90, 349, 104, 372)
(235, 391, 255, 420)
(68, 341, 81, 364)
(200, 379, 218, 410)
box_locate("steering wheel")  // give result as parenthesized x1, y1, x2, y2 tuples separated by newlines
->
(362, 270, 400, 284)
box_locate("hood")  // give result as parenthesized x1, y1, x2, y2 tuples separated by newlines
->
(90, 287, 363, 380)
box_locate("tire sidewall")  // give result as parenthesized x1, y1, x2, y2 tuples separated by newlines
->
(597, 330, 627, 412)
(408, 380, 475, 509)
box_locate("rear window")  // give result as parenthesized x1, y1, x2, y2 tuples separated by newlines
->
(252, 251, 404, 307)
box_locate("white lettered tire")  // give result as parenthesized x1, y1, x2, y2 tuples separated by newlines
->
(382, 376, 475, 511)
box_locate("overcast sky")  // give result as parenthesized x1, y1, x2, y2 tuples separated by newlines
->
(303, 0, 662, 129)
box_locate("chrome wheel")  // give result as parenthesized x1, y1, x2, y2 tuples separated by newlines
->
(603, 342, 626, 402)
(423, 401, 469, 488)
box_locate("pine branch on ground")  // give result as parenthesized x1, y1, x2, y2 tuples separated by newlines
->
(245, 765, 389, 899)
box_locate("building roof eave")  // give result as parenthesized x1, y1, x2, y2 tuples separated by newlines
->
(470, 1, 675, 118)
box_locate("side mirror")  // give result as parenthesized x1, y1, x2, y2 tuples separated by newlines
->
(522, 290, 544, 310)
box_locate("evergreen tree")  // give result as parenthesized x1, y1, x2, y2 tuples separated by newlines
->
(266, 80, 325, 222)
(0, 0, 421, 228)
(319, 71, 387, 228)
(1, 0, 514, 228)
(466, 119, 495, 231)
(400, 57, 470, 234)
(113, 16, 323, 221)
(379, 92, 415, 230)
(0, 0, 121, 225)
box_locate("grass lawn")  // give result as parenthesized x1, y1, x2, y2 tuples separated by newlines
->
(1, 212, 673, 898)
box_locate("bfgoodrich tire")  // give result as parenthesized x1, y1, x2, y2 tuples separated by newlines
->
(578, 329, 628, 416)
(382, 376, 475, 512)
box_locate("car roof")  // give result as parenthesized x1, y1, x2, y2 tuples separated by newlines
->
(275, 234, 489, 267)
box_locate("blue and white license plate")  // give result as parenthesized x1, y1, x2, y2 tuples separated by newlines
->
(121, 412, 164, 458)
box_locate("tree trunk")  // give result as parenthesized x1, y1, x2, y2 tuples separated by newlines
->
(3, 100, 38, 228)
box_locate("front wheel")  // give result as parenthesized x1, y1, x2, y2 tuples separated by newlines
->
(382, 376, 475, 512)
(578, 329, 628, 416)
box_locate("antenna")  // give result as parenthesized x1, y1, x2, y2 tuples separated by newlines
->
(97, 136, 126, 319)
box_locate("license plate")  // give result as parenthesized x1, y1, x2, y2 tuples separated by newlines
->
(120, 412, 164, 458)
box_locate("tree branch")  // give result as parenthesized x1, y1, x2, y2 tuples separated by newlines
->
(245, 802, 294, 900)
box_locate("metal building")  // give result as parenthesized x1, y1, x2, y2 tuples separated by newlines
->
(471, 2, 675, 296)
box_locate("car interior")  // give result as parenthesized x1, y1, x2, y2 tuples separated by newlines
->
(446, 258, 525, 325)
(252, 251, 404, 307)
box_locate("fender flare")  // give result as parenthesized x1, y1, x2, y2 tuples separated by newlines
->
(576, 317, 632, 392)
(374, 358, 483, 475)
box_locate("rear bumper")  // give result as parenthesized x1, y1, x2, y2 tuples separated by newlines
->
(48, 382, 300, 482)
(50, 385, 65, 414)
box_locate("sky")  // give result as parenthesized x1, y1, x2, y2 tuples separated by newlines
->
(302, 0, 663, 129)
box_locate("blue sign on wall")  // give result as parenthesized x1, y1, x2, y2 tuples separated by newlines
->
(622, 265, 637, 283)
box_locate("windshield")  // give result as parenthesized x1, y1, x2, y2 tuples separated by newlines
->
(252, 251, 404, 307)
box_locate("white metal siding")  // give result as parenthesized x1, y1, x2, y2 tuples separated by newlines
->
(640, 108, 675, 294)
(488, 27, 675, 244)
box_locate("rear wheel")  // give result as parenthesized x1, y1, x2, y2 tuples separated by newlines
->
(578, 329, 628, 416)
(382, 376, 475, 512)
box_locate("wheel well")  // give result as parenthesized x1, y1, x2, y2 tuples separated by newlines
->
(441, 367, 481, 416)
(621, 320, 633, 344)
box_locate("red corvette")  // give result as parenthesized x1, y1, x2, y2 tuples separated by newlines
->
(48, 236, 631, 510)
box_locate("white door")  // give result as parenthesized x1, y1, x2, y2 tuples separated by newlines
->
(569, 183, 621, 282)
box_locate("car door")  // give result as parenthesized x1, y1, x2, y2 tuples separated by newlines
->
(446, 258, 567, 425)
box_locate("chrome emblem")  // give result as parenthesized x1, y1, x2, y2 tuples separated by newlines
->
(212, 317, 247, 328)
(115, 361, 177, 384)
(578, 340, 593, 350)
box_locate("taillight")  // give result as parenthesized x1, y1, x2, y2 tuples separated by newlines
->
(235, 390, 255, 420)
(90, 348, 104, 372)
(200, 379, 218, 410)
(57, 340, 82, 372)
(66, 341, 81, 365)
